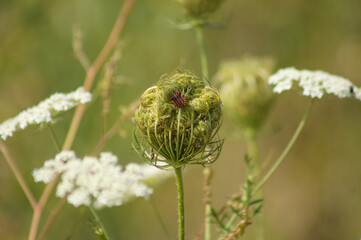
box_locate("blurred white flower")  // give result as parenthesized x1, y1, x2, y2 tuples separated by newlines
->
(33, 151, 169, 208)
(269, 67, 361, 100)
(0, 87, 92, 140)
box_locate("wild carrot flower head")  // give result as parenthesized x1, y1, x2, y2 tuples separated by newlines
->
(269, 67, 361, 100)
(215, 57, 274, 138)
(33, 151, 160, 208)
(0, 87, 91, 140)
(133, 69, 223, 168)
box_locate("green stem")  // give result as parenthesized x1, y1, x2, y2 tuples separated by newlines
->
(195, 24, 212, 240)
(0, 141, 37, 209)
(31, 1, 138, 239)
(89, 206, 110, 240)
(65, 206, 86, 240)
(150, 197, 172, 240)
(175, 167, 185, 240)
(203, 167, 212, 240)
(252, 99, 314, 196)
(195, 26, 209, 82)
(47, 124, 61, 152)
(246, 137, 264, 240)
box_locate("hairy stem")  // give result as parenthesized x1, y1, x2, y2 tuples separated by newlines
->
(0, 141, 36, 209)
(175, 167, 185, 240)
(246, 137, 264, 240)
(252, 99, 314, 196)
(90, 206, 110, 240)
(203, 167, 212, 240)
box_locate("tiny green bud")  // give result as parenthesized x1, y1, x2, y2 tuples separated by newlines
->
(215, 57, 275, 138)
(133, 69, 224, 168)
(177, 0, 224, 18)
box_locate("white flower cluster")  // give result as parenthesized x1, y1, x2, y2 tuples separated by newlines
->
(0, 87, 92, 140)
(33, 151, 160, 208)
(269, 67, 361, 100)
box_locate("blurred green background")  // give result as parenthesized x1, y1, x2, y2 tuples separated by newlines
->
(1, 0, 361, 239)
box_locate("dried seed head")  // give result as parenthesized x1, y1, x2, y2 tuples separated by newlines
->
(215, 57, 275, 138)
(133, 69, 224, 168)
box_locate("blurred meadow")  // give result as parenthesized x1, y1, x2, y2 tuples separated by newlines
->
(1, 0, 361, 239)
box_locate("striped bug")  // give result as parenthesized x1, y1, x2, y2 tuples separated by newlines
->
(171, 91, 187, 108)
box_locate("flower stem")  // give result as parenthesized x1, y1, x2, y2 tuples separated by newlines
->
(89, 206, 110, 240)
(195, 24, 213, 240)
(47, 124, 61, 152)
(252, 99, 314, 196)
(38, 198, 67, 240)
(175, 167, 185, 240)
(62, 0, 137, 151)
(195, 26, 209, 82)
(246, 136, 264, 240)
(31, 1, 138, 239)
(65, 206, 86, 240)
(0, 141, 37, 210)
(203, 167, 212, 240)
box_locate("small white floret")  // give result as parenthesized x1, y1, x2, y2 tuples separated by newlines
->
(269, 67, 361, 100)
(0, 87, 92, 140)
(33, 151, 169, 209)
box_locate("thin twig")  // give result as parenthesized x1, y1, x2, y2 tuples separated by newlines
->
(47, 124, 61, 152)
(31, 1, 138, 239)
(72, 25, 90, 71)
(92, 100, 139, 156)
(63, 0, 137, 151)
(251, 99, 313, 196)
(150, 196, 172, 240)
(0, 141, 37, 209)
(38, 198, 67, 240)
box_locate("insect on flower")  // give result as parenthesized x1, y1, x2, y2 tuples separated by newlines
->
(171, 91, 187, 108)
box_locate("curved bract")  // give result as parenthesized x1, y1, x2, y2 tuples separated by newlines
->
(133, 69, 223, 168)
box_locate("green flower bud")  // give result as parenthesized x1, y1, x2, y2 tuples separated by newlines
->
(215, 57, 275, 138)
(133, 69, 224, 168)
(177, 0, 224, 18)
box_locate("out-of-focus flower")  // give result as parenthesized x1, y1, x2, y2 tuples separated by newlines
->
(133, 69, 223, 168)
(33, 151, 167, 209)
(177, 0, 225, 18)
(0, 87, 92, 140)
(269, 67, 361, 100)
(215, 57, 275, 138)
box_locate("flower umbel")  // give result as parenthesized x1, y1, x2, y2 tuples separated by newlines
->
(269, 67, 361, 100)
(0, 87, 92, 140)
(133, 69, 224, 168)
(33, 151, 156, 208)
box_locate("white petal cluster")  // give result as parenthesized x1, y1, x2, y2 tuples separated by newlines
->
(0, 87, 92, 140)
(269, 67, 361, 100)
(33, 151, 159, 208)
